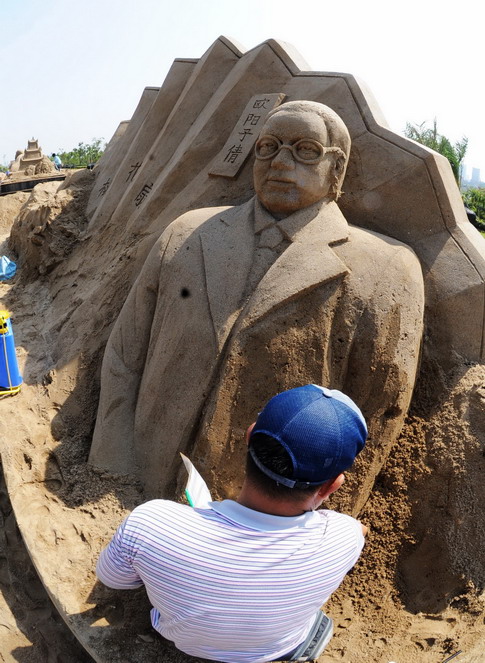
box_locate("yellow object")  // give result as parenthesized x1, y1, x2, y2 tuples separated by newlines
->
(0, 310, 12, 335)
(0, 309, 22, 396)
(0, 386, 21, 397)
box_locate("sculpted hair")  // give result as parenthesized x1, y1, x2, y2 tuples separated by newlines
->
(246, 433, 322, 501)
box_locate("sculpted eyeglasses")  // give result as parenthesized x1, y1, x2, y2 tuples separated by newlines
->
(255, 135, 345, 164)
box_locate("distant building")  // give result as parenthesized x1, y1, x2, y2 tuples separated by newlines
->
(461, 165, 485, 191)
(471, 167, 481, 186)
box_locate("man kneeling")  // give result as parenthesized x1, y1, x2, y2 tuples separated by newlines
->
(96, 384, 368, 662)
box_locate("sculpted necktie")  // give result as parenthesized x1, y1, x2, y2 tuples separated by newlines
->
(243, 221, 290, 298)
(258, 223, 285, 250)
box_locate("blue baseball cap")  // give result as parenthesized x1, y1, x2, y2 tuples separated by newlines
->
(249, 384, 367, 488)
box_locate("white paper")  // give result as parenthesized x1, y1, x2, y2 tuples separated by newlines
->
(180, 453, 212, 508)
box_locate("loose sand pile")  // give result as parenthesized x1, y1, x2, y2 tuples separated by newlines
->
(0, 173, 484, 663)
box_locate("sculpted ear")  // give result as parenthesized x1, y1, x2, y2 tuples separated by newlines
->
(331, 155, 347, 200)
(334, 155, 346, 177)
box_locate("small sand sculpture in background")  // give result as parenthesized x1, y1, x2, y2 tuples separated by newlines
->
(7, 138, 56, 177)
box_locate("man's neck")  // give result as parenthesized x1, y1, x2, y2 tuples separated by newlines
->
(237, 482, 310, 517)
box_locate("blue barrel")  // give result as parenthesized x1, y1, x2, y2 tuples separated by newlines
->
(0, 312, 22, 390)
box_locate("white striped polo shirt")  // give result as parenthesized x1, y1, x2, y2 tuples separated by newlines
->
(96, 499, 364, 663)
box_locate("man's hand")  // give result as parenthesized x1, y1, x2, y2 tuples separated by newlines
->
(361, 523, 368, 537)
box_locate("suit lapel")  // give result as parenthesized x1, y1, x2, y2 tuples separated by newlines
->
(245, 201, 350, 324)
(200, 198, 255, 349)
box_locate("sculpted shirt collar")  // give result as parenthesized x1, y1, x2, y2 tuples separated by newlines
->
(253, 196, 349, 244)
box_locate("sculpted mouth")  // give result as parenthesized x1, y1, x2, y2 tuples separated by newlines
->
(266, 177, 295, 184)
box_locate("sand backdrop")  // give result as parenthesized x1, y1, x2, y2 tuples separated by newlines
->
(0, 37, 485, 663)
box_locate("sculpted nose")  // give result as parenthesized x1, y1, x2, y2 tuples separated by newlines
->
(271, 146, 295, 170)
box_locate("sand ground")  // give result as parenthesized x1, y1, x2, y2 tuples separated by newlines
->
(0, 178, 484, 662)
(0, 191, 93, 662)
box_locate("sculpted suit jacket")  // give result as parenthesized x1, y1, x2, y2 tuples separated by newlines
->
(90, 197, 424, 511)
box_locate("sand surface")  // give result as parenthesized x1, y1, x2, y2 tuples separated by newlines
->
(0, 175, 484, 662)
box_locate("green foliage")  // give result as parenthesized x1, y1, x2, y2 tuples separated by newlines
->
(0, 164, 8, 173)
(57, 138, 106, 168)
(404, 119, 468, 185)
(463, 188, 485, 231)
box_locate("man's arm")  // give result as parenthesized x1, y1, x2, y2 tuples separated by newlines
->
(96, 517, 144, 590)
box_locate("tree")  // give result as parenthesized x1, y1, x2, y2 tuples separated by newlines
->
(463, 188, 485, 233)
(404, 120, 468, 185)
(57, 138, 106, 168)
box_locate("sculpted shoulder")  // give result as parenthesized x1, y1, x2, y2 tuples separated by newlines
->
(152, 198, 256, 261)
(332, 223, 424, 307)
(147, 205, 236, 265)
(165, 205, 235, 243)
(340, 224, 423, 273)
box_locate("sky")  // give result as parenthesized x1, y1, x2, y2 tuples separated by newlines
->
(1, 0, 484, 179)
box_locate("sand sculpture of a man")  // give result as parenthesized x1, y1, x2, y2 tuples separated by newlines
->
(90, 101, 424, 507)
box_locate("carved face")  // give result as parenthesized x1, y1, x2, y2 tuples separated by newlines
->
(253, 110, 341, 217)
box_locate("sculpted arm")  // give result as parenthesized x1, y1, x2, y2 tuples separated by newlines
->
(89, 230, 172, 474)
(370, 242, 424, 409)
(338, 237, 425, 513)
